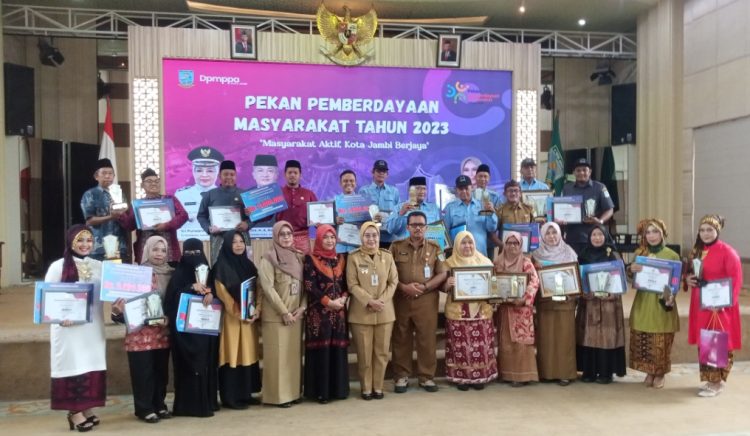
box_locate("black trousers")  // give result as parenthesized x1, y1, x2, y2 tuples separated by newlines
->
(127, 348, 170, 418)
(218, 363, 261, 407)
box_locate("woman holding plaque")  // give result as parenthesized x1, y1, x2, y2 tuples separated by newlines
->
(45, 224, 105, 432)
(258, 221, 306, 408)
(531, 222, 578, 386)
(303, 225, 350, 403)
(347, 221, 398, 400)
(575, 225, 626, 384)
(685, 215, 742, 397)
(213, 231, 261, 409)
(111, 235, 173, 423)
(443, 231, 498, 390)
(164, 238, 218, 417)
(493, 231, 540, 386)
(628, 218, 680, 389)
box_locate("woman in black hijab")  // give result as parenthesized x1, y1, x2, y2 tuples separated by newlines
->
(164, 238, 218, 417)
(213, 231, 261, 409)
(575, 225, 626, 384)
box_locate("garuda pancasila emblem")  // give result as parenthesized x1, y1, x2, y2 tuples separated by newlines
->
(316, 3, 378, 66)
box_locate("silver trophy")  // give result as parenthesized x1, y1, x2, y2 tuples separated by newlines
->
(145, 293, 166, 326)
(475, 188, 494, 216)
(102, 234, 121, 261)
(108, 183, 128, 213)
(369, 204, 382, 227)
(593, 271, 610, 297)
(552, 272, 566, 301)
(532, 197, 547, 218)
(195, 264, 209, 287)
(585, 198, 597, 217)
(693, 259, 703, 280)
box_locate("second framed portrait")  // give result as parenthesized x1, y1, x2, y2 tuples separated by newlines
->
(437, 34, 461, 68)
(230, 24, 257, 60)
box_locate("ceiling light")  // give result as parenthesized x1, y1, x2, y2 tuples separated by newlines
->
(519, 5, 525, 13)
(578, 18, 586, 26)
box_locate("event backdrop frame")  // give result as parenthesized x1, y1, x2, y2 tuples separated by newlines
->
(128, 26, 540, 200)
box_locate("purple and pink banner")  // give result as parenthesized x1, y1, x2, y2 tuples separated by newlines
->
(163, 59, 512, 204)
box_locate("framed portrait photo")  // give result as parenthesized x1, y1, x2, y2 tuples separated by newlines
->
(230, 24, 257, 60)
(437, 34, 461, 68)
(538, 262, 582, 299)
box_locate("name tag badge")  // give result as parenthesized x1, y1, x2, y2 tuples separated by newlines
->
(424, 265, 432, 279)
(290, 282, 299, 296)
(371, 274, 379, 287)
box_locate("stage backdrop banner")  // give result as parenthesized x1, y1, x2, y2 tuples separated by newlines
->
(163, 59, 512, 208)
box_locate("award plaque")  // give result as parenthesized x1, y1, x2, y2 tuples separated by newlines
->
(145, 293, 166, 326)
(522, 190, 552, 219)
(579, 260, 627, 295)
(108, 183, 128, 213)
(195, 264, 209, 287)
(584, 198, 597, 217)
(538, 262, 582, 299)
(693, 258, 703, 280)
(102, 235, 121, 261)
(475, 188, 494, 216)
(408, 186, 418, 207)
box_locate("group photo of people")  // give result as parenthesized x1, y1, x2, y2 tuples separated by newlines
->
(46, 151, 743, 432)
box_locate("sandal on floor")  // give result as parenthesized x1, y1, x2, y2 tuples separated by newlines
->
(139, 413, 160, 423)
(68, 412, 94, 432)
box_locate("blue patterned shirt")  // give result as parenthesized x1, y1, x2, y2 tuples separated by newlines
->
(80, 185, 127, 260)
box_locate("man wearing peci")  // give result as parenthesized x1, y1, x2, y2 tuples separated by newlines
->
(175, 146, 223, 241)
(389, 211, 447, 394)
(559, 158, 614, 254)
(275, 160, 318, 254)
(443, 175, 498, 259)
(474, 164, 504, 258)
(384, 177, 441, 241)
(196, 160, 250, 264)
(80, 158, 128, 261)
(359, 160, 400, 248)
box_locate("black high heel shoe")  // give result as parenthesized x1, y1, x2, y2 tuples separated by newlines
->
(85, 415, 100, 426)
(67, 412, 94, 432)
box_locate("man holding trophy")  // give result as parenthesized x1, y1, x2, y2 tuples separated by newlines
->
(443, 175, 498, 259)
(559, 158, 614, 255)
(81, 158, 129, 261)
(384, 177, 440, 241)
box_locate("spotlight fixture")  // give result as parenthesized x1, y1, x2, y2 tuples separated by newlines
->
(578, 18, 586, 26)
(540, 85, 553, 110)
(37, 38, 65, 67)
(519, 5, 526, 13)
(590, 66, 616, 86)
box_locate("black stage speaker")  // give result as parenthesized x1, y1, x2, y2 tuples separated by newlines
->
(611, 83, 636, 145)
(4, 63, 35, 136)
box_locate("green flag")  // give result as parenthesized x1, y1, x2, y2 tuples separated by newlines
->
(545, 112, 565, 195)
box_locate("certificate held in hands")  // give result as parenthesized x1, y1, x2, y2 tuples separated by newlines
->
(209, 206, 242, 231)
(700, 278, 733, 309)
(337, 223, 362, 246)
(33, 282, 93, 324)
(133, 198, 175, 230)
(100, 262, 153, 302)
(307, 201, 335, 226)
(633, 256, 682, 294)
(551, 196, 583, 224)
(175, 293, 222, 335)
(241, 183, 288, 222)
(335, 195, 373, 223)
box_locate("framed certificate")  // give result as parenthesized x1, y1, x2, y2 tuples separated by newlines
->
(522, 190, 552, 219)
(133, 198, 175, 230)
(538, 262, 582, 298)
(633, 256, 682, 294)
(551, 196, 583, 224)
(33, 282, 93, 324)
(241, 183, 288, 222)
(579, 260, 627, 295)
(491, 273, 528, 300)
(100, 262, 153, 302)
(240, 277, 257, 320)
(209, 206, 242, 231)
(122, 291, 163, 333)
(307, 201, 335, 226)
(337, 223, 362, 246)
(452, 266, 494, 301)
(425, 220, 451, 250)
(700, 278, 733, 309)
(175, 293, 222, 336)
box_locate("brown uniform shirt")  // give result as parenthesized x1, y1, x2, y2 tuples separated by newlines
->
(495, 201, 534, 228)
(389, 238, 446, 292)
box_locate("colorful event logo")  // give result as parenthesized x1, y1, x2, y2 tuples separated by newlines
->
(445, 81, 500, 104)
(178, 70, 194, 88)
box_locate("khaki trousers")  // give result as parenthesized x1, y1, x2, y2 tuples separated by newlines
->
(350, 322, 394, 393)
(390, 292, 439, 382)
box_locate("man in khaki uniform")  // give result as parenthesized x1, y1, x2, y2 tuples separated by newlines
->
(389, 211, 447, 393)
(346, 223, 399, 400)
(491, 180, 535, 250)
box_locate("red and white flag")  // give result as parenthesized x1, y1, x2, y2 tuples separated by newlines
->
(99, 96, 118, 183)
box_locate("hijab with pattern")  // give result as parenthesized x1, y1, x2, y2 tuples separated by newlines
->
(531, 222, 578, 264)
(61, 224, 94, 283)
(312, 224, 338, 260)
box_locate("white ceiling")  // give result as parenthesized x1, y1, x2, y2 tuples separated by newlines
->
(7, 0, 658, 32)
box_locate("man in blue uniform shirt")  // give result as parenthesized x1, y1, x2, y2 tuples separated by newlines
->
(385, 176, 440, 241)
(519, 158, 550, 191)
(443, 175, 498, 258)
(359, 160, 400, 247)
(559, 158, 614, 254)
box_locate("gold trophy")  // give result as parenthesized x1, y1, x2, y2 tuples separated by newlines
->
(102, 235, 121, 263)
(108, 183, 128, 213)
(408, 186, 418, 207)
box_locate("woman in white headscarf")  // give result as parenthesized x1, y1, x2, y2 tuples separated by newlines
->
(443, 231, 497, 390)
(531, 222, 578, 386)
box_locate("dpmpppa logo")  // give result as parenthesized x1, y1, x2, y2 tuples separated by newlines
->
(178, 70, 194, 88)
(445, 81, 500, 104)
